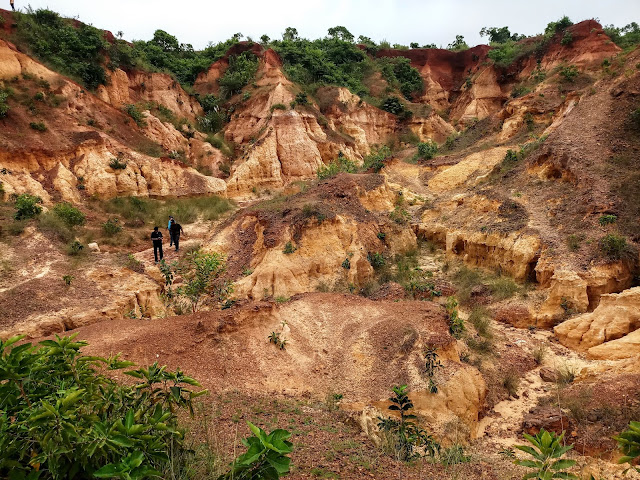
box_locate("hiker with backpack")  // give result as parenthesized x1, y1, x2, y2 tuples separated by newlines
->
(151, 226, 163, 263)
(169, 220, 184, 252)
(168, 216, 175, 247)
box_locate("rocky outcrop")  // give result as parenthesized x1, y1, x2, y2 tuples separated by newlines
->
(537, 263, 634, 326)
(555, 287, 640, 355)
(98, 68, 203, 121)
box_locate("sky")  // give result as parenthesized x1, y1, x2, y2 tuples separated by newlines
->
(9, 0, 640, 49)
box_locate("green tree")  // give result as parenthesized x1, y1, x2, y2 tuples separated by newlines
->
(327, 26, 354, 42)
(0, 334, 206, 479)
(448, 35, 469, 51)
(53, 202, 86, 227)
(218, 51, 259, 98)
(14, 193, 43, 220)
(282, 27, 299, 41)
(178, 251, 233, 312)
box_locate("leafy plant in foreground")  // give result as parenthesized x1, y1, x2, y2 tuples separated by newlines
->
(377, 385, 439, 461)
(513, 429, 577, 479)
(0, 334, 207, 479)
(614, 421, 640, 473)
(218, 421, 293, 480)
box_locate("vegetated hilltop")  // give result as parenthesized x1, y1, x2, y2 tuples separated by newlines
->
(1, 8, 640, 480)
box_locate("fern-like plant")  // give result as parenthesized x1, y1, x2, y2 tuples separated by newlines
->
(514, 429, 577, 479)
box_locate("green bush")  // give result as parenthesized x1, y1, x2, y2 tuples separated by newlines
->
(292, 92, 308, 106)
(0, 334, 206, 479)
(545, 16, 574, 36)
(561, 31, 573, 46)
(367, 252, 385, 269)
(29, 121, 47, 132)
(67, 240, 84, 255)
(53, 202, 86, 227)
(380, 96, 406, 116)
(102, 217, 123, 236)
(377, 57, 424, 100)
(559, 65, 578, 82)
(317, 154, 357, 179)
(445, 296, 465, 338)
(109, 157, 128, 170)
(124, 104, 147, 128)
(599, 214, 617, 226)
(283, 242, 297, 254)
(0, 91, 9, 118)
(389, 206, 411, 225)
(415, 141, 438, 161)
(13, 8, 108, 89)
(362, 145, 392, 172)
(14, 193, 43, 220)
(600, 234, 629, 260)
(270, 103, 287, 111)
(218, 51, 259, 99)
(604, 22, 640, 49)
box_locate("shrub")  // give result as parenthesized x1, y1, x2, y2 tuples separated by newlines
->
(514, 429, 577, 479)
(559, 65, 578, 82)
(533, 344, 547, 365)
(270, 103, 287, 111)
(283, 242, 297, 254)
(317, 154, 357, 179)
(502, 371, 520, 397)
(424, 347, 443, 393)
(102, 217, 123, 236)
(0, 334, 206, 479)
(445, 296, 465, 338)
(367, 252, 385, 269)
(14, 193, 43, 220)
(124, 104, 147, 127)
(292, 91, 308, 106)
(362, 145, 391, 172)
(561, 31, 573, 46)
(29, 121, 47, 132)
(109, 157, 128, 170)
(380, 96, 406, 116)
(469, 306, 491, 337)
(600, 234, 629, 260)
(62, 274, 73, 286)
(440, 445, 471, 466)
(67, 240, 84, 256)
(341, 258, 351, 269)
(377, 385, 439, 461)
(218, 51, 259, 99)
(598, 214, 617, 226)
(415, 141, 438, 161)
(219, 422, 293, 479)
(566, 234, 583, 251)
(489, 276, 519, 300)
(389, 206, 411, 225)
(545, 16, 574, 35)
(53, 202, 86, 227)
(0, 90, 9, 118)
(125, 253, 145, 273)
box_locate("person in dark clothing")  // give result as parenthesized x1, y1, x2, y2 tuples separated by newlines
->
(10, 0, 15, 11)
(168, 216, 175, 246)
(169, 221, 184, 251)
(151, 226, 163, 263)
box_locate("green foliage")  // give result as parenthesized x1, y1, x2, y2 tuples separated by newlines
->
(362, 146, 392, 172)
(53, 202, 86, 227)
(377, 385, 439, 461)
(102, 217, 123, 236)
(292, 92, 308, 107)
(14, 8, 108, 89)
(317, 153, 357, 179)
(29, 121, 47, 132)
(480, 26, 524, 44)
(218, 422, 293, 480)
(545, 16, 574, 36)
(124, 104, 147, 128)
(367, 252, 386, 269)
(445, 296, 464, 338)
(559, 65, 578, 83)
(447, 35, 469, 51)
(62, 274, 74, 286)
(377, 57, 424, 100)
(389, 206, 410, 225)
(109, 156, 129, 170)
(560, 31, 573, 46)
(270, 103, 287, 111)
(218, 51, 259, 99)
(273, 34, 370, 96)
(514, 429, 578, 479)
(600, 234, 630, 260)
(415, 141, 438, 161)
(175, 251, 232, 313)
(125, 253, 145, 273)
(380, 96, 407, 116)
(341, 258, 351, 270)
(14, 193, 43, 220)
(598, 214, 617, 226)
(440, 445, 471, 466)
(0, 334, 206, 479)
(614, 421, 640, 473)
(67, 240, 84, 256)
(283, 242, 297, 254)
(0, 90, 9, 118)
(604, 22, 640, 49)
(424, 347, 442, 394)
